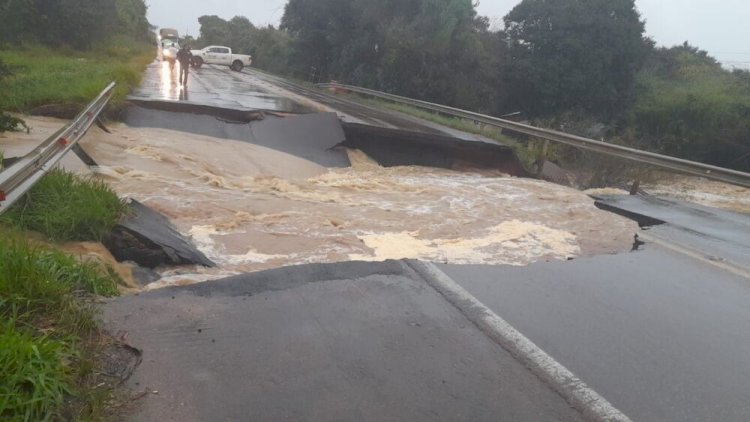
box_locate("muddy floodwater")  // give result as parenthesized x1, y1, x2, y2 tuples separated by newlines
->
(2, 116, 640, 289)
(77, 122, 639, 289)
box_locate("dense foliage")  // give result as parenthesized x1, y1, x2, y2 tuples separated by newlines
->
(629, 44, 750, 169)
(0, 0, 153, 134)
(0, 0, 151, 49)
(504, 0, 651, 117)
(281, 0, 505, 112)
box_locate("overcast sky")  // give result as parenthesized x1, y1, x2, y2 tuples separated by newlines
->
(147, 0, 750, 68)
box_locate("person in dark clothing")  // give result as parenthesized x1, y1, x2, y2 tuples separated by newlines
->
(176, 45, 192, 87)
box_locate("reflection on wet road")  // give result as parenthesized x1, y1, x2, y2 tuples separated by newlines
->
(129, 60, 315, 113)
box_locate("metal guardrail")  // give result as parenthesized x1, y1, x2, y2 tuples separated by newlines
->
(0, 82, 116, 215)
(318, 82, 750, 189)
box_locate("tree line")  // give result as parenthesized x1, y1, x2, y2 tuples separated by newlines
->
(191, 0, 750, 170)
(0, 0, 151, 49)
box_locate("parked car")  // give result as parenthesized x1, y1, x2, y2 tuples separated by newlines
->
(190, 46, 252, 72)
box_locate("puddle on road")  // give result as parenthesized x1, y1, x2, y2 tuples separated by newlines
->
(129, 61, 315, 113)
(72, 123, 638, 290)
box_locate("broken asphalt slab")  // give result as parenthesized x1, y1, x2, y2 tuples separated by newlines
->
(122, 107, 350, 168)
(341, 123, 530, 176)
(123, 105, 532, 175)
(103, 199, 214, 269)
(594, 194, 750, 272)
(104, 260, 586, 422)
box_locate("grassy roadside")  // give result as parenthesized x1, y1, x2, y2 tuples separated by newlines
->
(1, 169, 127, 242)
(0, 229, 121, 420)
(0, 38, 154, 114)
(0, 169, 128, 420)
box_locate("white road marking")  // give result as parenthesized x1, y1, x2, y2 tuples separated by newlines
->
(407, 260, 632, 422)
(638, 231, 750, 280)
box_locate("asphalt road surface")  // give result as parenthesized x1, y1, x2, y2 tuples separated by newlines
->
(441, 243, 750, 422)
(128, 61, 501, 142)
(128, 61, 315, 113)
(105, 261, 585, 422)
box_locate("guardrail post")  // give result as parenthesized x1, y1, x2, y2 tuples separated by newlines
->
(535, 140, 550, 176)
(629, 179, 641, 196)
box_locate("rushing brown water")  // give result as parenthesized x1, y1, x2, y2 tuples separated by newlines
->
(77, 123, 638, 289)
(2, 116, 641, 290)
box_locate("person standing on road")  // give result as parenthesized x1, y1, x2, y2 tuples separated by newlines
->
(167, 44, 179, 72)
(176, 45, 193, 88)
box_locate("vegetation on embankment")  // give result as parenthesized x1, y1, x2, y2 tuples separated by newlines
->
(0, 40, 154, 114)
(0, 169, 127, 242)
(0, 2, 149, 419)
(0, 169, 128, 421)
(0, 229, 120, 421)
(0, 0, 154, 124)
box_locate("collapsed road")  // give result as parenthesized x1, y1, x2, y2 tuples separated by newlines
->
(14, 61, 747, 421)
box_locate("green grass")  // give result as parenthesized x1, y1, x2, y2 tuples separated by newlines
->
(1, 169, 127, 242)
(0, 39, 154, 113)
(0, 231, 120, 421)
(0, 232, 119, 326)
(0, 321, 75, 422)
(0, 38, 143, 421)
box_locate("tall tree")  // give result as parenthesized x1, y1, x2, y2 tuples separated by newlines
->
(281, 0, 504, 111)
(115, 0, 151, 41)
(504, 0, 651, 117)
(631, 43, 750, 169)
(227, 16, 256, 54)
(0, 0, 150, 48)
(198, 15, 230, 46)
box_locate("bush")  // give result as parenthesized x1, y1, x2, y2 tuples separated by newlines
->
(1, 169, 126, 242)
(629, 45, 750, 170)
(0, 113, 27, 133)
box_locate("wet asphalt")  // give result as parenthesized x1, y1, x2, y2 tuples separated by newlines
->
(128, 60, 501, 143)
(441, 243, 750, 422)
(109, 63, 750, 421)
(104, 261, 585, 422)
(128, 60, 314, 113)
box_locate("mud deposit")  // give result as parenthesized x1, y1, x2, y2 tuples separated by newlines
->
(2, 116, 638, 289)
(644, 177, 750, 215)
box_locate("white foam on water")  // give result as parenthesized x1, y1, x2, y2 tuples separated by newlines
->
(349, 220, 580, 265)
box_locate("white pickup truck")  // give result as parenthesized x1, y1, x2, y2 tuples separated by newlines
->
(190, 46, 252, 72)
